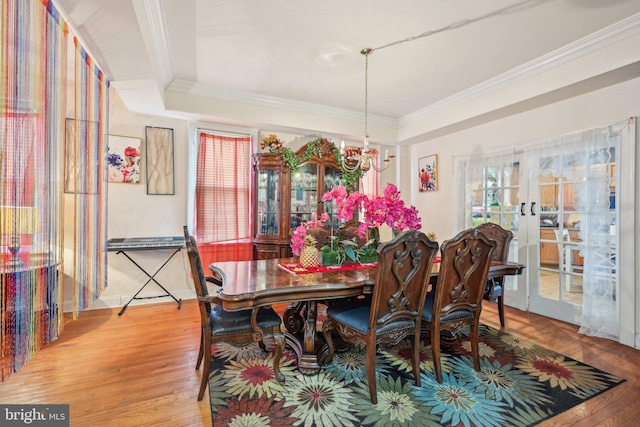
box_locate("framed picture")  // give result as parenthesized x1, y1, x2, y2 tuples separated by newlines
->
(145, 126, 175, 195)
(107, 135, 141, 184)
(418, 154, 438, 192)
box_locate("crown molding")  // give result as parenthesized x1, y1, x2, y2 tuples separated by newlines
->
(400, 12, 640, 127)
(136, 0, 174, 86)
(166, 79, 398, 129)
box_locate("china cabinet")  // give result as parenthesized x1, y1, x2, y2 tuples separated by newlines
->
(252, 139, 342, 260)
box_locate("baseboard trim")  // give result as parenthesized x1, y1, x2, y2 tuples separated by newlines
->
(62, 289, 197, 312)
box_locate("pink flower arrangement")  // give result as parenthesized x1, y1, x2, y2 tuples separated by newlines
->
(321, 183, 421, 239)
(290, 184, 421, 256)
(290, 212, 330, 256)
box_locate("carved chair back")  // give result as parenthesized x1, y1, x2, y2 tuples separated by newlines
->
(475, 222, 513, 264)
(370, 229, 439, 336)
(430, 228, 496, 331)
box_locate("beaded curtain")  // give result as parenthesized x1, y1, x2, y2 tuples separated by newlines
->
(0, 0, 108, 380)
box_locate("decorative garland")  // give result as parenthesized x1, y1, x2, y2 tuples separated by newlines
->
(274, 138, 364, 191)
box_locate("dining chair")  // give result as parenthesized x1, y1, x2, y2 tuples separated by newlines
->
(305, 221, 368, 251)
(475, 222, 513, 326)
(305, 225, 332, 250)
(183, 226, 285, 401)
(422, 228, 496, 383)
(322, 229, 439, 404)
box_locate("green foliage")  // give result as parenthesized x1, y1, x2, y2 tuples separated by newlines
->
(354, 237, 378, 264)
(268, 138, 363, 191)
(320, 232, 378, 266)
(341, 239, 359, 263)
(278, 138, 323, 171)
(320, 244, 345, 266)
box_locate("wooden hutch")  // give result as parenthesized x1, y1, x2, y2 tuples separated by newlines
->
(252, 138, 342, 260)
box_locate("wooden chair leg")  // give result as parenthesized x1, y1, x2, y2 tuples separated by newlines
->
(471, 322, 481, 372)
(431, 325, 443, 383)
(198, 334, 212, 401)
(196, 328, 204, 370)
(412, 333, 422, 387)
(366, 340, 378, 404)
(498, 292, 505, 327)
(322, 322, 336, 364)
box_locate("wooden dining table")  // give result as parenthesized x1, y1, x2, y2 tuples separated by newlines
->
(211, 257, 525, 375)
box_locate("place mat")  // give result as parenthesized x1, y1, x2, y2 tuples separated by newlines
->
(278, 261, 378, 275)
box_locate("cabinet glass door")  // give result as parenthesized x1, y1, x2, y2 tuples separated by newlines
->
(256, 169, 279, 235)
(290, 164, 318, 233)
(323, 165, 342, 229)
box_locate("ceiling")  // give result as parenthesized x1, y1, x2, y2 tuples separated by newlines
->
(56, 0, 640, 144)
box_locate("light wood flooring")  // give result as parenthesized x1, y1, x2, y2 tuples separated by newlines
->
(1, 299, 639, 426)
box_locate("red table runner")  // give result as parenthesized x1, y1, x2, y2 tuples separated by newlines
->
(278, 261, 378, 275)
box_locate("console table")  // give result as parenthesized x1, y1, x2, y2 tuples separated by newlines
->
(1, 256, 59, 379)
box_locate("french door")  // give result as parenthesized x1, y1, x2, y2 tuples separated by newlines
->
(465, 157, 525, 312)
(523, 149, 618, 325)
(460, 119, 634, 342)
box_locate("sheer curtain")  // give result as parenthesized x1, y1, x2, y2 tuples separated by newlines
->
(454, 120, 630, 342)
(195, 131, 253, 265)
(523, 124, 621, 340)
(454, 151, 517, 232)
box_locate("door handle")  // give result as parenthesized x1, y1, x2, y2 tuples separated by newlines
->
(521, 203, 526, 216)
(530, 202, 536, 216)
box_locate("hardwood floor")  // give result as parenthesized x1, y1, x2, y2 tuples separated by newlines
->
(1, 299, 639, 426)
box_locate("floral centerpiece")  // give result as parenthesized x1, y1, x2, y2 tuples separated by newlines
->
(290, 183, 422, 267)
(322, 183, 422, 238)
(260, 134, 283, 153)
(290, 213, 329, 257)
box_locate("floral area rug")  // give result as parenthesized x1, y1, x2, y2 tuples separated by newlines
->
(208, 324, 624, 426)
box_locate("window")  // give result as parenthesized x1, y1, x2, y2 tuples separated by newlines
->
(360, 166, 378, 199)
(195, 131, 252, 244)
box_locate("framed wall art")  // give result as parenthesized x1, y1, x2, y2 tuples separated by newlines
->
(107, 135, 141, 184)
(145, 126, 175, 195)
(418, 154, 438, 192)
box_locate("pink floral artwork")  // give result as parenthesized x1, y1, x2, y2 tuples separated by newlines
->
(107, 135, 141, 183)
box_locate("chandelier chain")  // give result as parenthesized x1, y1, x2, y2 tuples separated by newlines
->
(364, 49, 369, 142)
(339, 47, 392, 175)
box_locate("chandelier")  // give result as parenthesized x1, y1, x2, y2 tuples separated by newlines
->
(340, 48, 394, 174)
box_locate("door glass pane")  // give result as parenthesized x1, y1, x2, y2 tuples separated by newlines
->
(469, 161, 520, 295)
(470, 162, 519, 232)
(256, 169, 279, 235)
(323, 165, 341, 229)
(537, 149, 616, 307)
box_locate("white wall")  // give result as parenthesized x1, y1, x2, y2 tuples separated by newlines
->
(408, 76, 640, 343)
(90, 92, 195, 310)
(74, 76, 640, 345)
